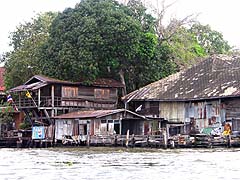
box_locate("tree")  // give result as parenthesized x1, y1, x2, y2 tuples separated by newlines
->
(3, 12, 57, 89)
(190, 22, 232, 54)
(166, 26, 206, 69)
(154, 0, 196, 43)
(41, 0, 165, 93)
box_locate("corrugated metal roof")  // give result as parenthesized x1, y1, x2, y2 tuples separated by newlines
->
(27, 75, 124, 87)
(54, 109, 124, 119)
(89, 78, 124, 88)
(25, 75, 73, 85)
(54, 109, 146, 119)
(9, 75, 123, 92)
(123, 55, 240, 101)
(9, 82, 48, 92)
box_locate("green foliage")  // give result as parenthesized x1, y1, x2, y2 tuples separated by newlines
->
(0, 105, 14, 124)
(127, 0, 155, 33)
(165, 27, 206, 68)
(19, 121, 31, 130)
(190, 22, 232, 54)
(3, 12, 57, 89)
(40, 0, 168, 92)
(3, 0, 232, 94)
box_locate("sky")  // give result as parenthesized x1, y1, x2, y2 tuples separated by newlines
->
(0, 0, 240, 55)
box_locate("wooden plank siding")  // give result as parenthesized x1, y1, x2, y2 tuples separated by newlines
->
(159, 102, 185, 123)
(60, 86, 118, 109)
(13, 85, 118, 110)
(223, 98, 240, 131)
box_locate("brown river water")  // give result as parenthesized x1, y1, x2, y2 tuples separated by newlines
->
(0, 147, 240, 180)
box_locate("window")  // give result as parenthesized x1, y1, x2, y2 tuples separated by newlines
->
(94, 89, 110, 99)
(232, 119, 240, 131)
(62, 86, 78, 97)
(101, 120, 107, 123)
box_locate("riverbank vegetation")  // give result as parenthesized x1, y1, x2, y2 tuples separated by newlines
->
(2, 0, 232, 93)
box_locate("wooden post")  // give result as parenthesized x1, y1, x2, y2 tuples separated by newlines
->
(227, 135, 231, 148)
(163, 128, 167, 149)
(126, 129, 129, 147)
(87, 121, 90, 147)
(19, 93, 21, 108)
(87, 134, 90, 147)
(38, 89, 41, 107)
(51, 85, 54, 117)
(170, 140, 175, 148)
(114, 135, 118, 146)
(131, 134, 135, 148)
(119, 118, 122, 135)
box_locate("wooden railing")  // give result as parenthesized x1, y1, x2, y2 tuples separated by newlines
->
(14, 96, 117, 109)
(14, 96, 61, 108)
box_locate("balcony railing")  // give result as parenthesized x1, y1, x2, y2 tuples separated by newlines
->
(14, 96, 116, 109)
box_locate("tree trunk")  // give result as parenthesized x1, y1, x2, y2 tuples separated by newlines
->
(119, 69, 127, 96)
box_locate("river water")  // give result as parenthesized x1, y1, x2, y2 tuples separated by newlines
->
(0, 147, 240, 180)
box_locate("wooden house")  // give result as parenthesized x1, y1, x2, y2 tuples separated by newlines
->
(54, 109, 148, 142)
(122, 55, 240, 137)
(9, 75, 124, 121)
(8, 75, 124, 143)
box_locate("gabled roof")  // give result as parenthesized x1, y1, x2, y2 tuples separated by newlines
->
(9, 75, 123, 92)
(25, 75, 124, 87)
(54, 109, 146, 119)
(123, 55, 240, 101)
(25, 75, 70, 85)
(89, 78, 124, 88)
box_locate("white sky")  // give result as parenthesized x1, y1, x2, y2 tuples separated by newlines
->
(0, 0, 240, 55)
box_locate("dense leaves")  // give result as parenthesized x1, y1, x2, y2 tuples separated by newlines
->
(190, 23, 231, 54)
(3, 0, 232, 93)
(166, 26, 206, 69)
(4, 12, 57, 89)
(40, 0, 174, 93)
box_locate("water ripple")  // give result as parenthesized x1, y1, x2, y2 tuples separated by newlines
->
(1, 148, 240, 180)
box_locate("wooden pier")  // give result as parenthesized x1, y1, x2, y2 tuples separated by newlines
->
(1, 131, 240, 149)
(55, 133, 240, 149)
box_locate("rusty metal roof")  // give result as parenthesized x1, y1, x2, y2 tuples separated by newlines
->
(9, 75, 123, 92)
(9, 82, 48, 92)
(26, 75, 124, 87)
(123, 55, 240, 101)
(88, 78, 124, 88)
(54, 109, 146, 119)
(25, 75, 70, 85)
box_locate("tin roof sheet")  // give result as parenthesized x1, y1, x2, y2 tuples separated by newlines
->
(123, 55, 240, 101)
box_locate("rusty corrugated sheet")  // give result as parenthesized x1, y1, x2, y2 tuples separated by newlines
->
(9, 82, 48, 92)
(27, 75, 123, 87)
(54, 109, 125, 119)
(9, 75, 123, 92)
(89, 78, 124, 88)
(25, 75, 76, 85)
(123, 55, 240, 101)
(54, 109, 147, 120)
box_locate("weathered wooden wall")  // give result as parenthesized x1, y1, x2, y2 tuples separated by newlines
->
(159, 102, 185, 123)
(223, 98, 240, 131)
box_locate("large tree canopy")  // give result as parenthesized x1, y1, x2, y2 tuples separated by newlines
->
(190, 22, 231, 54)
(40, 0, 172, 93)
(4, 12, 57, 89)
(3, 0, 232, 93)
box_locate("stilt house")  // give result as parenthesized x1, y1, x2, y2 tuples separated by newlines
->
(54, 109, 147, 142)
(8, 75, 124, 142)
(122, 55, 240, 137)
